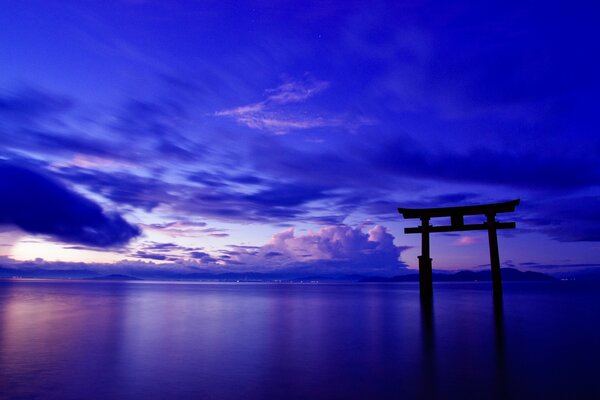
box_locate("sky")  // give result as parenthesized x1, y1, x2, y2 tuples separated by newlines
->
(0, 0, 599, 278)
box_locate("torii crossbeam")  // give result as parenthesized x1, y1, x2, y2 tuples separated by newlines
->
(398, 199, 519, 296)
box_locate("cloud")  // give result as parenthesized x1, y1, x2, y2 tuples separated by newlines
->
(242, 182, 329, 207)
(522, 196, 600, 242)
(233, 224, 408, 275)
(58, 165, 336, 223)
(140, 221, 216, 238)
(128, 240, 209, 263)
(219, 75, 329, 113)
(0, 163, 140, 247)
(134, 251, 169, 261)
(141, 222, 229, 238)
(252, 131, 599, 192)
(207, 233, 229, 238)
(0, 87, 132, 162)
(267, 78, 330, 104)
(0, 87, 72, 121)
(189, 251, 217, 263)
(454, 236, 482, 246)
(1, 75, 597, 250)
(141, 242, 181, 252)
(42, 224, 408, 276)
(0, 85, 205, 167)
(369, 136, 600, 191)
(215, 75, 369, 134)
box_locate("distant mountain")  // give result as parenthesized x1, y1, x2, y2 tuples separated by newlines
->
(0, 265, 371, 282)
(0, 264, 554, 283)
(0, 266, 98, 279)
(88, 274, 143, 281)
(289, 274, 375, 282)
(360, 268, 555, 282)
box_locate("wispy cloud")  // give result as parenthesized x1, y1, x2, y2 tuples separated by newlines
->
(222, 114, 344, 134)
(215, 75, 370, 134)
(140, 221, 228, 238)
(266, 77, 330, 104)
(454, 236, 483, 246)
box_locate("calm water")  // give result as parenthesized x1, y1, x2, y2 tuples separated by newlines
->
(0, 280, 599, 400)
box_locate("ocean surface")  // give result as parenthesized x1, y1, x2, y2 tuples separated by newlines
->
(0, 280, 599, 400)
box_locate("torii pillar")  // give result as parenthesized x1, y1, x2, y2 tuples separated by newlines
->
(418, 217, 433, 297)
(486, 212, 502, 294)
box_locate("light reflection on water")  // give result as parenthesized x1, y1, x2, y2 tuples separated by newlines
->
(0, 280, 599, 399)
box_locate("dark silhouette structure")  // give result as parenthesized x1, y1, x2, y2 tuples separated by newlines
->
(398, 199, 519, 296)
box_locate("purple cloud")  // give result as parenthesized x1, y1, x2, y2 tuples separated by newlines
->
(522, 196, 600, 242)
(233, 224, 408, 275)
(134, 251, 169, 261)
(215, 75, 371, 134)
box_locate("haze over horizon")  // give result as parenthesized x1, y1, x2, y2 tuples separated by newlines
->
(1, 1, 599, 278)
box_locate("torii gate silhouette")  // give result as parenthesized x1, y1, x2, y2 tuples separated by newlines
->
(398, 199, 519, 296)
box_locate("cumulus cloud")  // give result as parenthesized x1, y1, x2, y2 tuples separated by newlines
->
(0, 163, 140, 247)
(234, 224, 408, 275)
(122, 223, 407, 277)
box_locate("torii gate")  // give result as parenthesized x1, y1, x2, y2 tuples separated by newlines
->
(397, 199, 519, 296)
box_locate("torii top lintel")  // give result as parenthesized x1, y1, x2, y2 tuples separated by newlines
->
(397, 199, 520, 234)
(397, 199, 520, 219)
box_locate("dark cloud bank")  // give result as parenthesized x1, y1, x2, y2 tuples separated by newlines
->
(0, 163, 140, 247)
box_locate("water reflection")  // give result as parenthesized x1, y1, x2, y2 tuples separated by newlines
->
(419, 294, 435, 400)
(493, 292, 507, 400)
(2, 280, 599, 399)
(0, 281, 132, 398)
(418, 290, 508, 400)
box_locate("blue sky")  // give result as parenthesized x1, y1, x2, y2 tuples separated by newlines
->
(1, 1, 599, 277)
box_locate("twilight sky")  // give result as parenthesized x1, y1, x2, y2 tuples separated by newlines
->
(1, 1, 599, 277)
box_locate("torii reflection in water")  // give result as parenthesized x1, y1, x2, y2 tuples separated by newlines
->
(418, 293, 508, 400)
